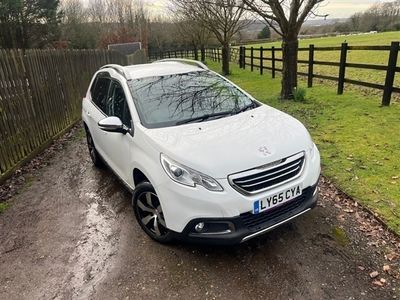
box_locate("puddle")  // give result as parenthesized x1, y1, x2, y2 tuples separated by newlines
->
(61, 190, 119, 299)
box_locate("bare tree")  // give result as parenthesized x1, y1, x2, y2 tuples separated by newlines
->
(87, 0, 108, 23)
(243, 0, 326, 99)
(175, 17, 211, 62)
(172, 0, 250, 75)
(61, 0, 87, 24)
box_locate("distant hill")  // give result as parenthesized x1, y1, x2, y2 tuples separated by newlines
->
(304, 18, 348, 27)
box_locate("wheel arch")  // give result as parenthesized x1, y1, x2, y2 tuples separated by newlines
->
(133, 168, 150, 187)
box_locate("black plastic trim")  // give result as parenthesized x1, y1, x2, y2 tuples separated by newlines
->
(173, 181, 319, 245)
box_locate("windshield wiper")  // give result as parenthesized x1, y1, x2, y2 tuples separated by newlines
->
(176, 111, 232, 125)
(232, 102, 257, 115)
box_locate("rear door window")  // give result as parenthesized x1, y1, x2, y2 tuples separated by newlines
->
(91, 76, 111, 113)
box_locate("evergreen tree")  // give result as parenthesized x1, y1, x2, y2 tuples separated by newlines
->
(258, 26, 271, 39)
(0, 0, 61, 49)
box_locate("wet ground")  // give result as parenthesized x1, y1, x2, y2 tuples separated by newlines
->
(0, 131, 399, 299)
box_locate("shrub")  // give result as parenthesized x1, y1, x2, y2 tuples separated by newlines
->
(293, 87, 307, 102)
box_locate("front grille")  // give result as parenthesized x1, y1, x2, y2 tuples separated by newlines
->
(230, 152, 305, 194)
(240, 192, 307, 231)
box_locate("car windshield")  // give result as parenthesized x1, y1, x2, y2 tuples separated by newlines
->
(128, 71, 257, 128)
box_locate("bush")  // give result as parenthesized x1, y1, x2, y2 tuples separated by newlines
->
(293, 87, 307, 102)
(257, 26, 271, 39)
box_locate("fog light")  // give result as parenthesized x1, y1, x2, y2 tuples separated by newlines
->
(195, 222, 205, 232)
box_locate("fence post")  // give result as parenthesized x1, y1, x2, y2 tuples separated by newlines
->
(337, 42, 348, 95)
(238, 47, 240, 67)
(271, 46, 275, 78)
(217, 48, 221, 63)
(243, 47, 246, 69)
(382, 41, 399, 106)
(308, 44, 314, 88)
(239, 47, 242, 68)
(260, 47, 264, 75)
(250, 47, 254, 72)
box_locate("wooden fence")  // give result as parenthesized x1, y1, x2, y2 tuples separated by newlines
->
(148, 44, 399, 106)
(148, 48, 240, 63)
(0, 49, 126, 182)
(236, 42, 400, 106)
(149, 49, 197, 61)
(206, 48, 240, 63)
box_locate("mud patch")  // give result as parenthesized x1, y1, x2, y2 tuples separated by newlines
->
(331, 226, 350, 247)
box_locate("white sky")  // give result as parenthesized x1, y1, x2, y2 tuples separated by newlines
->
(78, 0, 395, 19)
(315, 0, 394, 18)
(146, 0, 394, 18)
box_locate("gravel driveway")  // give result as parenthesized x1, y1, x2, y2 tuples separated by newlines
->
(0, 129, 398, 299)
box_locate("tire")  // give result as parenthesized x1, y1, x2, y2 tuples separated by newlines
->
(132, 182, 174, 243)
(85, 128, 105, 168)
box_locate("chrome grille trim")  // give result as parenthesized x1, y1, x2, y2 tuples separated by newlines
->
(234, 159, 302, 185)
(228, 152, 305, 195)
(239, 165, 301, 188)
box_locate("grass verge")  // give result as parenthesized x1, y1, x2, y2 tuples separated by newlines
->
(208, 60, 400, 234)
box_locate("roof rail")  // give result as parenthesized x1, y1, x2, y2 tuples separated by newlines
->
(153, 58, 209, 70)
(100, 64, 129, 79)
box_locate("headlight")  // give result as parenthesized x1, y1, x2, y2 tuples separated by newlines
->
(160, 154, 223, 192)
(308, 143, 319, 160)
(308, 143, 315, 158)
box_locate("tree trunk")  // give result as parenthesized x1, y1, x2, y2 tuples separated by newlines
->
(221, 44, 230, 75)
(194, 45, 199, 61)
(200, 45, 206, 63)
(281, 37, 299, 99)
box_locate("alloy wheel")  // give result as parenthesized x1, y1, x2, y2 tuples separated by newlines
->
(136, 192, 168, 237)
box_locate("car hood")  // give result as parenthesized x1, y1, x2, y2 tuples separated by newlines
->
(143, 105, 313, 178)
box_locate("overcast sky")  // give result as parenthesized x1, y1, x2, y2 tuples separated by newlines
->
(142, 0, 393, 19)
(315, 0, 393, 18)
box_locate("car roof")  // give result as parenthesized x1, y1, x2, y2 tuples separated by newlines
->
(102, 61, 207, 80)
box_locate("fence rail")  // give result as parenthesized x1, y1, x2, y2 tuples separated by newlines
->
(236, 42, 400, 106)
(149, 49, 198, 61)
(148, 47, 240, 63)
(0, 49, 126, 182)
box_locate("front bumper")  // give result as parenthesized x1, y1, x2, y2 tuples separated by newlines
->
(172, 183, 319, 245)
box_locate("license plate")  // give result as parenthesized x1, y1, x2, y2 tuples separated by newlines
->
(253, 185, 302, 214)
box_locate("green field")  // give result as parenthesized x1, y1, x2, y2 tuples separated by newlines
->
(207, 59, 400, 235)
(245, 31, 400, 95)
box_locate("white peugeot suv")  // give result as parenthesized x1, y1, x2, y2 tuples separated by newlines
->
(82, 59, 320, 245)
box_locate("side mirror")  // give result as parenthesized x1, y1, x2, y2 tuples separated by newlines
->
(98, 117, 127, 134)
